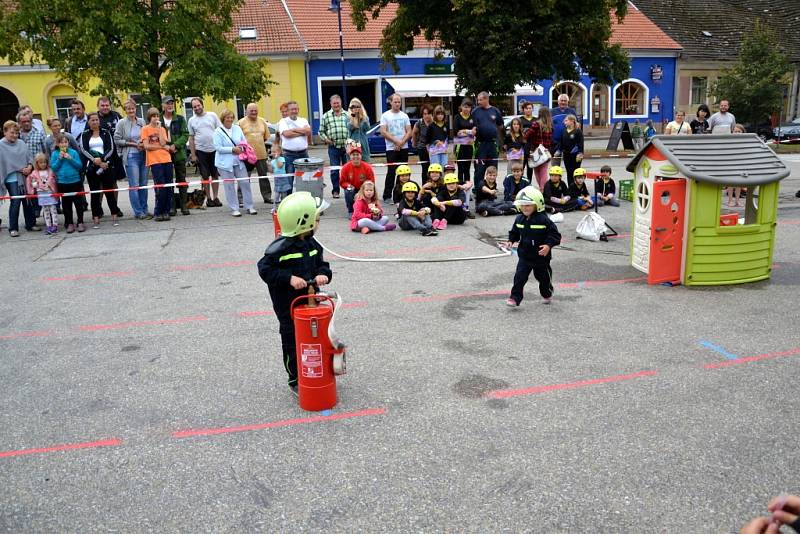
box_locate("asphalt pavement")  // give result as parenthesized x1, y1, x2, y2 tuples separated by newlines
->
(1, 150, 799, 532)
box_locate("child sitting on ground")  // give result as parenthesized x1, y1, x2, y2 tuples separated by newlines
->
(420, 163, 444, 214)
(396, 181, 437, 236)
(503, 162, 531, 202)
(504, 186, 561, 307)
(271, 145, 289, 204)
(257, 192, 332, 395)
(431, 173, 467, 229)
(476, 166, 516, 216)
(350, 181, 396, 234)
(391, 164, 418, 204)
(339, 146, 374, 215)
(445, 162, 474, 217)
(543, 165, 575, 213)
(569, 168, 594, 211)
(595, 165, 619, 207)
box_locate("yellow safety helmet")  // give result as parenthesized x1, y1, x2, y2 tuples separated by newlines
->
(401, 181, 419, 193)
(443, 173, 459, 185)
(428, 163, 443, 175)
(395, 164, 412, 176)
(573, 168, 586, 177)
(548, 165, 564, 176)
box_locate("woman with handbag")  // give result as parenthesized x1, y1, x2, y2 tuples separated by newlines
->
(78, 112, 119, 228)
(524, 107, 553, 190)
(213, 110, 256, 217)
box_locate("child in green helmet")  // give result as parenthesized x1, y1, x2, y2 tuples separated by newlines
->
(257, 192, 333, 395)
(504, 186, 561, 306)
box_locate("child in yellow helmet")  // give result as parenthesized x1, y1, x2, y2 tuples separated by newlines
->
(396, 181, 437, 236)
(543, 165, 575, 213)
(431, 173, 467, 229)
(391, 163, 418, 204)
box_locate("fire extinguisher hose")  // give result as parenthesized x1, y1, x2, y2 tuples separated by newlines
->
(315, 239, 512, 263)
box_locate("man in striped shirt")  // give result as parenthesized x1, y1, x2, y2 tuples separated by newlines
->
(318, 94, 350, 199)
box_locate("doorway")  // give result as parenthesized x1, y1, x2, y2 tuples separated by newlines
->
(591, 84, 609, 127)
(0, 86, 20, 125)
(321, 79, 378, 125)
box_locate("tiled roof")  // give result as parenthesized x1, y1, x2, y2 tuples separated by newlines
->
(284, 0, 436, 51)
(610, 4, 682, 50)
(230, 0, 305, 55)
(632, 0, 800, 62)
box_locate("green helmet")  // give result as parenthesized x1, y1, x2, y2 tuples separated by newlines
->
(277, 192, 329, 237)
(514, 186, 545, 212)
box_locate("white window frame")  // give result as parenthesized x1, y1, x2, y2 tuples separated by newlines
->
(53, 96, 76, 123)
(612, 78, 649, 119)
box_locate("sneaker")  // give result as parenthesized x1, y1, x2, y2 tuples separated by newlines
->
(92, 223, 100, 229)
(77, 223, 86, 232)
(169, 210, 177, 217)
(28, 225, 41, 232)
(214, 198, 223, 207)
(181, 209, 191, 216)
(115, 209, 124, 217)
(206, 198, 216, 208)
(135, 214, 145, 220)
(467, 211, 476, 219)
(144, 213, 154, 220)
(479, 210, 488, 217)
(431, 219, 440, 230)
(9, 230, 19, 237)
(289, 384, 299, 398)
(796, 190, 800, 198)
(360, 227, 370, 234)
(428, 228, 439, 236)
(543, 297, 552, 305)
(505, 298, 519, 307)
(438, 219, 448, 229)
(264, 197, 273, 204)
(66, 224, 75, 234)
(383, 223, 396, 231)
(45, 226, 55, 235)
(247, 208, 258, 215)
(113, 221, 120, 227)
(232, 210, 242, 217)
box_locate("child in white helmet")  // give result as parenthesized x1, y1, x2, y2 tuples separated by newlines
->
(504, 186, 561, 306)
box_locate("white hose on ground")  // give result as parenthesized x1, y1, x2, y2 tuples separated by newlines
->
(315, 238, 512, 263)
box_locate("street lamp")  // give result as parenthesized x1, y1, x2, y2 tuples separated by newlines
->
(328, 0, 347, 105)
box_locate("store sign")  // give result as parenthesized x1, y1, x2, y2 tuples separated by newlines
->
(424, 64, 453, 75)
(650, 65, 663, 81)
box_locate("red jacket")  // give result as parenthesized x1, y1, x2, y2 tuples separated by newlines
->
(525, 122, 553, 152)
(339, 161, 375, 191)
(350, 197, 384, 231)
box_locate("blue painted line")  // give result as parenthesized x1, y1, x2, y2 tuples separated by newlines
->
(577, 281, 587, 289)
(699, 340, 739, 360)
(320, 409, 333, 416)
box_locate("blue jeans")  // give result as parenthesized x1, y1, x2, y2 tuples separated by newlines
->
(150, 162, 174, 216)
(429, 151, 447, 167)
(327, 145, 348, 195)
(4, 179, 36, 232)
(126, 151, 149, 216)
(282, 149, 309, 194)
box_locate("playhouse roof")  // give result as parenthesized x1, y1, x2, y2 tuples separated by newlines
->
(626, 134, 791, 186)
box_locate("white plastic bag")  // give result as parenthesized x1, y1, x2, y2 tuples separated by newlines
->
(576, 212, 608, 241)
(548, 212, 564, 223)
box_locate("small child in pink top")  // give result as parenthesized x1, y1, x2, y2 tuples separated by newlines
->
(27, 153, 59, 234)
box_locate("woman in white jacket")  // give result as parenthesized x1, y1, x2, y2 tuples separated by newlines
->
(213, 110, 256, 216)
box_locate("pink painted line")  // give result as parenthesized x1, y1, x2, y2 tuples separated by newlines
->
(778, 220, 800, 226)
(169, 260, 254, 272)
(238, 301, 368, 318)
(487, 370, 658, 399)
(557, 276, 646, 289)
(608, 232, 631, 239)
(172, 407, 387, 438)
(704, 347, 800, 369)
(42, 271, 136, 282)
(0, 330, 53, 341)
(0, 438, 123, 459)
(77, 315, 209, 332)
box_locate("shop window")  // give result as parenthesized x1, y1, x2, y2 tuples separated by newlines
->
(403, 97, 442, 119)
(690, 77, 707, 106)
(551, 82, 584, 118)
(615, 81, 646, 115)
(130, 95, 152, 120)
(54, 97, 75, 122)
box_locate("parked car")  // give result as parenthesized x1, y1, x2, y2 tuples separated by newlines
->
(773, 117, 800, 143)
(743, 120, 774, 141)
(366, 119, 419, 157)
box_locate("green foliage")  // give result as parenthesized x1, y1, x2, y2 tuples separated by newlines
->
(349, 0, 631, 95)
(0, 0, 274, 105)
(711, 21, 791, 126)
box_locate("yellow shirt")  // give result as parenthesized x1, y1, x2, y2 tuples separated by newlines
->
(238, 116, 269, 160)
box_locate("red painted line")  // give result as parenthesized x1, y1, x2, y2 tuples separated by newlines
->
(779, 220, 800, 226)
(487, 370, 658, 399)
(704, 347, 800, 369)
(607, 232, 631, 239)
(169, 260, 254, 272)
(0, 330, 53, 341)
(42, 271, 136, 282)
(77, 315, 209, 332)
(239, 301, 368, 318)
(0, 438, 122, 459)
(172, 407, 387, 438)
(403, 276, 645, 303)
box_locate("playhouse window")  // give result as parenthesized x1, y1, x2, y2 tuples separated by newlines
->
(719, 186, 759, 226)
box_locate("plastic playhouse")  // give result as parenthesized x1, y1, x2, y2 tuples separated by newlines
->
(626, 134, 790, 286)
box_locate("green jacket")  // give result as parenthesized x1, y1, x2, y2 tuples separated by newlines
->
(166, 113, 189, 163)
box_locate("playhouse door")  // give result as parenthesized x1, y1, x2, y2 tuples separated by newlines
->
(648, 179, 686, 284)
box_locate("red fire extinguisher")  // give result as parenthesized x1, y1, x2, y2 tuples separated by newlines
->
(290, 281, 347, 411)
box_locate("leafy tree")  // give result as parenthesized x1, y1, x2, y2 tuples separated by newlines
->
(711, 20, 791, 127)
(0, 0, 274, 105)
(350, 0, 631, 96)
